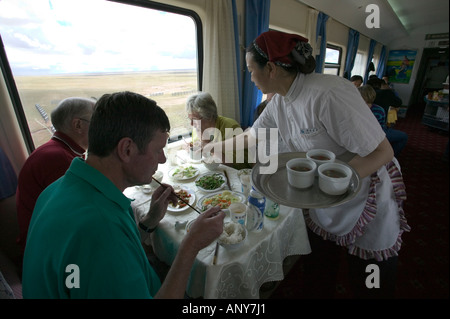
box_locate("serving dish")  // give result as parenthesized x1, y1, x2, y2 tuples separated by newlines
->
(251, 152, 361, 209)
(196, 190, 246, 212)
(168, 165, 200, 181)
(195, 172, 227, 192)
(167, 187, 196, 213)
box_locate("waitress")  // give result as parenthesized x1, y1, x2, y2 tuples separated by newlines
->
(210, 30, 410, 298)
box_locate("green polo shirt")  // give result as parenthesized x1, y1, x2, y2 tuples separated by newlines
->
(22, 157, 161, 299)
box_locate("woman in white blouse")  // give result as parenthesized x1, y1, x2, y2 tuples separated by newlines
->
(210, 30, 410, 298)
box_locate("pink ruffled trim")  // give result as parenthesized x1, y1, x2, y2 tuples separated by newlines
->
(305, 160, 411, 261)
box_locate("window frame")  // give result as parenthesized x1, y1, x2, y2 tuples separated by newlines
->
(323, 44, 343, 75)
(0, 0, 203, 152)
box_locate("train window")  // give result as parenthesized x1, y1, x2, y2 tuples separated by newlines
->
(351, 53, 366, 78)
(323, 45, 342, 75)
(0, 0, 201, 149)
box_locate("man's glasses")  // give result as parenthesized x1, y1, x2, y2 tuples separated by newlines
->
(78, 118, 91, 123)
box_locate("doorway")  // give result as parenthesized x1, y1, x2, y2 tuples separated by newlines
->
(410, 47, 449, 114)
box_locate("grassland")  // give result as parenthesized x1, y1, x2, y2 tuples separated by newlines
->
(14, 71, 198, 147)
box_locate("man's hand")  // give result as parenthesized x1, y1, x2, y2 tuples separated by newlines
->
(141, 184, 178, 229)
(184, 206, 225, 252)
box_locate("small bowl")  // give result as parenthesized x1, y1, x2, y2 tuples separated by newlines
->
(141, 184, 152, 194)
(150, 170, 163, 189)
(202, 155, 220, 170)
(306, 149, 335, 175)
(286, 158, 317, 189)
(318, 163, 353, 195)
(218, 222, 247, 250)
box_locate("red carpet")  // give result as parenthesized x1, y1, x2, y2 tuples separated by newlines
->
(269, 103, 449, 299)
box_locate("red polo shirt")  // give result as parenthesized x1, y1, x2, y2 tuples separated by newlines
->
(16, 132, 85, 252)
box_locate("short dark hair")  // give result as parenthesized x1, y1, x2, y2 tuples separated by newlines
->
(350, 75, 363, 82)
(366, 77, 384, 90)
(88, 91, 170, 157)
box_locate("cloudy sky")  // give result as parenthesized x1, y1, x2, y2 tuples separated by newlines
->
(0, 0, 198, 75)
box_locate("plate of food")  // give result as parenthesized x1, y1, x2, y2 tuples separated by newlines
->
(167, 186, 196, 213)
(196, 190, 246, 212)
(195, 172, 227, 192)
(168, 165, 200, 181)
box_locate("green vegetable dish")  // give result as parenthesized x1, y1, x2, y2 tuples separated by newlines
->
(195, 173, 225, 190)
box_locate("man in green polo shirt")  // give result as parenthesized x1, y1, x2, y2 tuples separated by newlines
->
(22, 91, 225, 299)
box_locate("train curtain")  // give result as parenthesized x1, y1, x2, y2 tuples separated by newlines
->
(315, 12, 329, 73)
(203, 0, 240, 122)
(363, 39, 377, 84)
(240, 0, 271, 128)
(343, 29, 360, 79)
(376, 45, 387, 79)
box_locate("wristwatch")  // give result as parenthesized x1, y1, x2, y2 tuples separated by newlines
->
(139, 222, 157, 233)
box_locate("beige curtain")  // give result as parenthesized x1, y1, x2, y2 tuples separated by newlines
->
(203, 0, 240, 122)
(0, 75, 28, 174)
(306, 8, 319, 56)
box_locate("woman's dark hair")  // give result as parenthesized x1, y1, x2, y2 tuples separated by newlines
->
(246, 42, 316, 75)
(88, 91, 170, 157)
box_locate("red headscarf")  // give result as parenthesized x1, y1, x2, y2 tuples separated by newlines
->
(253, 30, 310, 66)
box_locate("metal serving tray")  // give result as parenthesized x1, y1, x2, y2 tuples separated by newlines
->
(251, 152, 361, 209)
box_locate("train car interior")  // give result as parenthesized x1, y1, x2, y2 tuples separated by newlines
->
(0, 0, 448, 302)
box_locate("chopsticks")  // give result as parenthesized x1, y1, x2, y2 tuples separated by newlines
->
(151, 177, 202, 214)
(212, 242, 220, 265)
(223, 169, 231, 190)
(152, 177, 222, 265)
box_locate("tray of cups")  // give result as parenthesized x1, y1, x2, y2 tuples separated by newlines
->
(251, 151, 361, 209)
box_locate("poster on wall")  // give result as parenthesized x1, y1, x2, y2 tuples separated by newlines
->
(385, 49, 417, 84)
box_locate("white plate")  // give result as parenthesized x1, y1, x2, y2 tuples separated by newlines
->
(196, 190, 246, 212)
(168, 165, 200, 181)
(194, 172, 227, 192)
(167, 187, 196, 213)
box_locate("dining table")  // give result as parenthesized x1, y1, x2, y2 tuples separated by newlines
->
(123, 147, 312, 299)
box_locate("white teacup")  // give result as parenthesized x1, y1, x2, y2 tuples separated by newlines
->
(222, 202, 247, 226)
(286, 158, 317, 189)
(306, 149, 335, 176)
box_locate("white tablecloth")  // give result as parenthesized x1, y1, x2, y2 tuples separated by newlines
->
(123, 149, 311, 299)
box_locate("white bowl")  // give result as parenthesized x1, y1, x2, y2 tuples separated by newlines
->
(202, 156, 221, 170)
(286, 158, 317, 189)
(306, 149, 335, 175)
(318, 163, 352, 195)
(195, 172, 226, 192)
(218, 222, 247, 250)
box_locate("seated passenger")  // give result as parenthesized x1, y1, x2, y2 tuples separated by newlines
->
(22, 91, 225, 298)
(358, 85, 408, 158)
(16, 97, 95, 253)
(186, 92, 252, 169)
(367, 77, 402, 115)
(350, 75, 363, 88)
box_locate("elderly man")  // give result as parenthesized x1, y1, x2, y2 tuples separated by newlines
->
(16, 97, 96, 253)
(22, 91, 224, 298)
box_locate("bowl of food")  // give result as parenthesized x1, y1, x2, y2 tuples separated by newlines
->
(306, 149, 335, 175)
(218, 222, 247, 250)
(202, 154, 221, 171)
(286, 158, 316, 189)
(195, 172, 226, 192)
(318, 162, 353, 195)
